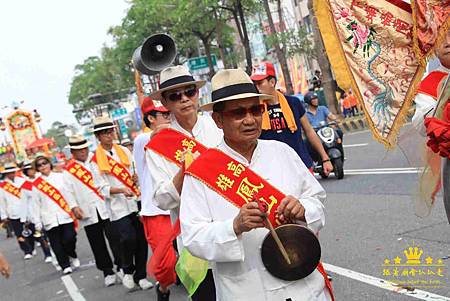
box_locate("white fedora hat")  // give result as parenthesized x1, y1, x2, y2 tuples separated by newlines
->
(149, 65, 206, 100)
(200, 69, 273, 111)
(91, 116, 117, 133)
(67, 135, 92, 150)
(1, 162, 20, 174)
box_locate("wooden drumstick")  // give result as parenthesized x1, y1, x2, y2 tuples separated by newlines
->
(256, 198, 291, 265)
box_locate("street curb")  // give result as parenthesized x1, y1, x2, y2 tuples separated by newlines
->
(339, 115, 367, 133)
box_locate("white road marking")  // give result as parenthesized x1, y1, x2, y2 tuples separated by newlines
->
(344, 167, 422, 175)
(61, 275, 87, 301)
(324, 263, 450, 301)
(49, 250, 86, 301)
(343, 143, 369, 148)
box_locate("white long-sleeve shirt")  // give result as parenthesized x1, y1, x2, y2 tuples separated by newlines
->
(91, 145, 138, 221)
(63, 153, 111, 227)
(133, 132, 169, 217)
(33, 172, 75, 231)
(145, 114, 223, 224)
(180, 139, 330, 301)
(21, 175, 39, 222)
(412, 67, 449, 136)
(0, 177, 28, 221)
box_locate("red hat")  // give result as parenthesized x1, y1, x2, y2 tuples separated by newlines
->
(250, 61, 276, 81)
(141, 96, 169, 114)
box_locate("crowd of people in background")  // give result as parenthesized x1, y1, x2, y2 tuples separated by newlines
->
(0, 61, 341, 301)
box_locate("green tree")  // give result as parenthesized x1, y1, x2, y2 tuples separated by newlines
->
(44, 122, 69, 150)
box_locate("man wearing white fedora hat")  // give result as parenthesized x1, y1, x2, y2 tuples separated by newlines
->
(20, 160, 52, 263)
(145, 65, 222, 300)
(0, 163, 35, 260)
(91, 116, 152, 291)
(180, 69, 333, 300)
(62, 135, 122, 287)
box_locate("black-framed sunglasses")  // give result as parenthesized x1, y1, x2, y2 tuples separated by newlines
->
(221, 104, 265, 120)
(36, 161, 50, 168)
(155, 112, 171, 119)
(165, 87, 198, 102)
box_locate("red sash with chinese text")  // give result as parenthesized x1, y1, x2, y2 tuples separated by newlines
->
(65, 161, 104, 201)
(144, 128, 208, 166)
(186, 148, 334, 300)
(20, 180, 34, 191)
(33, 177, 78, 229)
(0, 182, 21, 199)
(91, 153, 140, 196)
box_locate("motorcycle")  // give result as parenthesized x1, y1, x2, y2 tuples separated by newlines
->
(311, 121, 345, 179)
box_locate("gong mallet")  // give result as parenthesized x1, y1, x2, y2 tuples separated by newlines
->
(255, 197, 292, 265)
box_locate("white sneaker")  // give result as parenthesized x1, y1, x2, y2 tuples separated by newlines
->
(104, 274, 116, 287)
(138, 279, 154, 290)
(32, 249, 37, 256)
(71, 258, 81, 269)
(44, 256, 53, 263)
(63, 267, 73, 274)
(24, 254, 33, 260)
(122, 274, 135, 290)
(36, 242, 41, 247)
(116, 269, 124, 283)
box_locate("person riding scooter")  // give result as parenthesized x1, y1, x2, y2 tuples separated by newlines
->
(304, 92, 345, 178)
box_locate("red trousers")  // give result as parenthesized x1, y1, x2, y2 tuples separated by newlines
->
(142, 215, 177, 287)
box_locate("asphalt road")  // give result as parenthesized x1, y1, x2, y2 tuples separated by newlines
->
(0, 126, 449, 301)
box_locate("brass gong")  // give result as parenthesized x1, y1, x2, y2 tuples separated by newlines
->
(261, 224, 321, 281)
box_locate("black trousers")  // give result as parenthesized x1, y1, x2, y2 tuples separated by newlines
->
(28, 223, 51, 258)
(84, 212, 122, 277)
(9, 219, 33, 255)
(112, 213, 147, 283)
(47, 223, 77, 269)
(191, 269, 216, 301)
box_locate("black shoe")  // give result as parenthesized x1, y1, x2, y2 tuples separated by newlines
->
(156, 283, 170, 301)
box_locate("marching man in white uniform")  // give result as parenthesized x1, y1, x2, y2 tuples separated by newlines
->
(63, 135, 122, 287)
(180, 69, 333, 301)
(91, 116, 152, 291)
(32, 156, 80, 274)
(0, 163, 35, 260)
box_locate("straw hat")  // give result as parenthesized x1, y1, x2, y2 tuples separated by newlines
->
(67, 135, 92, 150)
(92, 116, 116, 133)
(200, 69, 273, 111)
(1, 162, 20, 174)
(121, 138, 132, 146)
(149, 65, 206, 100)
(21, 159, 34, 170)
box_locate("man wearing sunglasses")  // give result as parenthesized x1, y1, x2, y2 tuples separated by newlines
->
(145, 65, 222, 301)
(251, 61, 333, 176)
(91, 116, 153, 291)
(180, 69, 332, 300)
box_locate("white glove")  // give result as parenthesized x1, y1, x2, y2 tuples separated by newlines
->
(35, 223, 43, 231)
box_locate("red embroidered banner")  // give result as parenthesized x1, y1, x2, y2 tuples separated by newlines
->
(91, 154, 140, 196)
(33, 177, 77, 229)
(65, 161, 104, 201)
(145, 128, 208, 167)
(0, 182, 21, 198)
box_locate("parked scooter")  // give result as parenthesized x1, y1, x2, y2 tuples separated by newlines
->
(311, 121, 345, 179)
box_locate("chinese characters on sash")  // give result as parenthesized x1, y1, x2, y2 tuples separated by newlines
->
(33, 177, 78, 229)
(65, 161, 104, 201)
(91, 154, 140, 196)
(186, 149, 285, 226)
(145, 128, 208, 167)
(0, 182, 21, 198)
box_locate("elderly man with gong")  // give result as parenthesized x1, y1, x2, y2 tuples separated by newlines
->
(180, 69, 334, 301)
